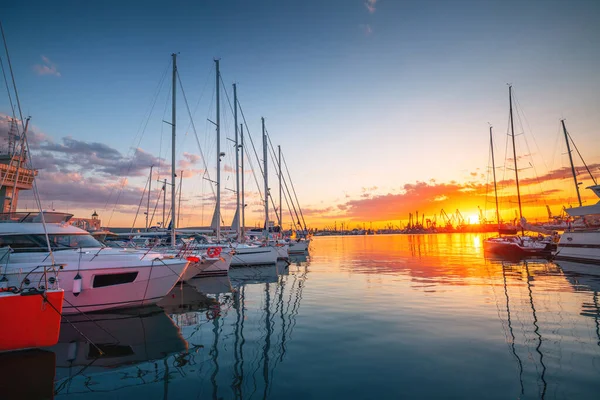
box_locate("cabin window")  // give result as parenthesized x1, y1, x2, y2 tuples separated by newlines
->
(49, 234, 103, 249)
(92, 272, 138, 288)
(0, 234, 48, 252)
(0, 234, 103, 252)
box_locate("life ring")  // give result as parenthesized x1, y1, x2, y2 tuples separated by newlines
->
(206, 309, 220, 320)
(206, 247, 222, 258)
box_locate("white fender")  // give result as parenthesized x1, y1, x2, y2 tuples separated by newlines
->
(73, 273, 82, 296)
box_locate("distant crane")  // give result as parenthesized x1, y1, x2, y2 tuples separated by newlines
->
(455, 209, 465, 228)
(440, 209, 454, 230)
(478, 206, 486, 224)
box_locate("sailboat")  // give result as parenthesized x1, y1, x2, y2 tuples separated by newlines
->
(554, 119, 600, 264)
(228, 94, 279, 266)
(483, 86, 553, 259)
(486, 125, 518, 236)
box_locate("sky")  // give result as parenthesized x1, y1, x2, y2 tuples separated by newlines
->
(1, 0, 599, 230)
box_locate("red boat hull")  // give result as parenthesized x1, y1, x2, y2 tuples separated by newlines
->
(0, 289, 64, 352)
(483, 237, 552, 259)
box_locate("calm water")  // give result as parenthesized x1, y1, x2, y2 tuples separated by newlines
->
(4, 234, 600, 399)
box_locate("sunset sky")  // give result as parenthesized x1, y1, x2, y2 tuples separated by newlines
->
(1, 0, 599, 229)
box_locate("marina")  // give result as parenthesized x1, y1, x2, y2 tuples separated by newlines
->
(1, 1, 600, 399)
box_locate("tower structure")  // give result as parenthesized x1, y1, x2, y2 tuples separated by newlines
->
(0, 119, 37, 213)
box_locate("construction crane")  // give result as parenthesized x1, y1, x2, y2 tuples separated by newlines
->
(477, 206, 486, 224)
(455, 209, 465, 227)
(440, 209, 453, 231)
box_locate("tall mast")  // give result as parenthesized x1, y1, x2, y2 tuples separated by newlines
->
(234, 83, 240, 240)
(162, 178, 167, 229)
(240, 123, 245, 241)
(508, 85, 523, 229)
(178, 170, 183, 229)
(490, 126, 500, 226)
(146, 165, 153, 231)
(561, 119, 582, 207)
(278, 145, 282, 229)
(170, 53, 177, 246)
(215, 59, 221, 240)
(262, 117, 268, 239)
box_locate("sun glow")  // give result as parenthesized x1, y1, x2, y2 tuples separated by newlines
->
(468, 215, 479, 225)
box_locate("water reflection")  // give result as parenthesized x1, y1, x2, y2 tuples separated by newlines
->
(163, 258, 309, 399)
(0, 349, 56, 399)
(482, 258, 600, 399)
(36, 235, 600, 399)
(556, 260, 600, 347)
(49, 306, 187, 397)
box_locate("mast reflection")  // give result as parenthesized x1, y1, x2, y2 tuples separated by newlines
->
(166, 257, 310, 399)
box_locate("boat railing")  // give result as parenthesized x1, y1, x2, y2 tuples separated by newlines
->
(0, 246, 63, 292)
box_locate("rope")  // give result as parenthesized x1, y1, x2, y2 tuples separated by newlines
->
(130, 173, 150, 233)
(177, 70, 215, 197)
(104, 58, 171, 226)
(0, 22, 24, 126)
(281, 152, 308, 231)
(42, 292, 108, 355)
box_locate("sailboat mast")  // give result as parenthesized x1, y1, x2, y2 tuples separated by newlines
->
(162, 178, 166, 229)
(278, 145, 282, 229)
(561, 119, 582, 207)
(508, 85, 523, 223)
(490, 126, 500, 226)
(215, 59, 221, 240)
(171, 53, 177, 245)
(178, 170, 183, 229)
(234, 83, 240, 240)
(241, 123, 245, 241)
(146, 165, 153, 231)
(262, 117, 268, 239)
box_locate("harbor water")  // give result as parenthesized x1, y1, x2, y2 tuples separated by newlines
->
(3, 233, 600, 399)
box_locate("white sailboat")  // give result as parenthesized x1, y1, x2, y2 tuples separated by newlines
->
(483, 86, 553, 258)
(555, 185, 600, 264)
(553, 120, 600, 265)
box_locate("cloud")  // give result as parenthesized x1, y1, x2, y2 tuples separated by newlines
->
(177, 152, 205, 177)
(35, 135, 166, 177)
(19, 170, 145, 210)
(518, 165, 600, 187)
(365, 0, 377, 13)
(33, 55, 61, 77)
(359, 24, 373, 35)
(341, 181, 483, 221)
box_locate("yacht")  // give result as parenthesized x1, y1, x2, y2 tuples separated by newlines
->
(288, 239, 309, 253)
(0, 212, 190, 314)
(555, 185, 600, 264)
(231, 242, 279, 266)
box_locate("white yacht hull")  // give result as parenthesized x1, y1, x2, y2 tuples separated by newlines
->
(4, 249, 189, 314)
(555, 230, 600, 264)
(275, 244, 289, 260)
(289, 240, 309, 253)
(196, 251, 232, 277)
(179, 260, 212, 282)
(231, 246, 278, 266)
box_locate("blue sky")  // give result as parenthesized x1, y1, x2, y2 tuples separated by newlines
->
(1, 0, 599, 227)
